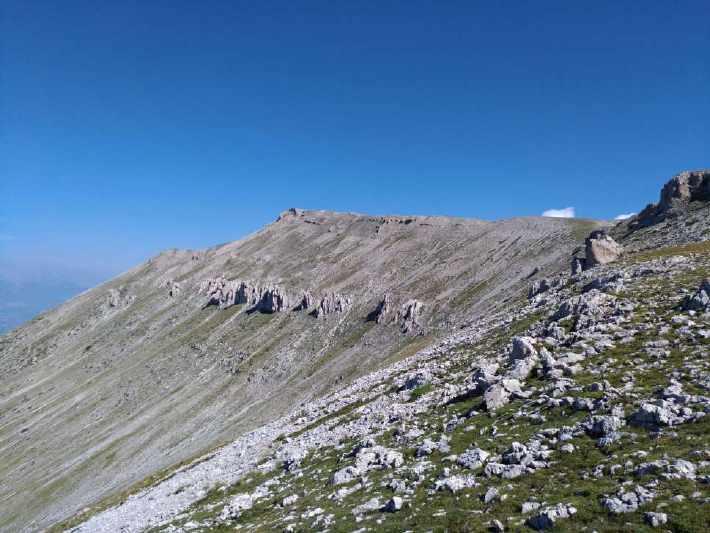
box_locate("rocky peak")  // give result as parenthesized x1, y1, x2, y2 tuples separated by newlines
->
(659, 170, 710, 210)
(632, 170, 710, 228)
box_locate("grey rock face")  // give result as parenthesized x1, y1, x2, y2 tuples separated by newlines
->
(396, 299, 424, 334)
(161, 279, 182, 298)
(528, 278, 552, 299)
(255, 285, 291, 313)
(371, 293, 393, 323)
(276, 207, 305, 221)
(632, 170, 710, 228)
(552, 289, 615, 322)
(313, 292, 352, 318)
(201, 279, 291, 312)
(483, 486, 499, 503)
(294, 290, 314, 311)
(107, 287, 135, 308)
(659, 170, 710, 210)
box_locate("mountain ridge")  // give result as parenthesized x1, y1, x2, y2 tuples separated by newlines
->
(2, 170, 709, 532)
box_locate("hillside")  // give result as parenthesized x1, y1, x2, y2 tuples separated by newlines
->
(59, 170, 709, 533)
(0, 209, 599, 531)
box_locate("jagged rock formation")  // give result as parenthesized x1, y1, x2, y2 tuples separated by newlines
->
(161, 278, 181, 298)
(396, 299, 424, 334)
(371, 293, 393, 323)
(313, 292, 352, 318)
(107, 287, 135, 308)
(634, 170, 710, 227)
(369, 294, 424, 334)
(6, 172, 710, 532)
(200, 278, 291, 313)
(613, 170, 710, 252)
(294, 290, 314, 311)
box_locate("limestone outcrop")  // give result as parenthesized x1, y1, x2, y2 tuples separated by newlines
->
(294, 290, 314, 311)
(370, 293, 393, 323)
(396, 299, 424, 334)
(107, 287, 135, 308)
(313, 293, 352, 318)
(633, 170, 710, 228)
(200, 278, 291, 313)
(161, 279, 181, 298)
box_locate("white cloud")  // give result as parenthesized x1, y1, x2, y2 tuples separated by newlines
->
(614, 213, 635, 220)
(541, 207, 575, 218)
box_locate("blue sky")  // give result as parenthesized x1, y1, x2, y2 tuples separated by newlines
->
(1, 0, 709, 285)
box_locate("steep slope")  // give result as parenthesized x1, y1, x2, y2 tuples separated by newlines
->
(63, 172, 710, 533)
(0, 210, 597, 531)
(77, 244, 710, 533)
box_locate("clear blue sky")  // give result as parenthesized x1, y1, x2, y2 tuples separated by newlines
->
(1, 0, 709, 285)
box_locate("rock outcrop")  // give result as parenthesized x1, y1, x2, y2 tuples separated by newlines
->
(201, 278, 291, 313)
(396, 299, 424, 334)
(633, 170, 710, 228)
(313, 293, 352, 318)
(370, 293, 393, 323)
(107, 287, 135, 308)
(682, 279, 710, 311)
(161, 279, 181, 298)
(255, 286, 291, 313)
(294, 290, 314, 311)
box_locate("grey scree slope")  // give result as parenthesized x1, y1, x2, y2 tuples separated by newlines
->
(0, 210, 599, 531)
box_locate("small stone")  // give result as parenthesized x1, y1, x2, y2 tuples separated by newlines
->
(483, 487, 500, 504)
(644, 512, 668, 527)
(384, 496, 403, 512)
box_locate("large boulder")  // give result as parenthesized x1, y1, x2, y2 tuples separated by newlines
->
(584, 230, 623, 269)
